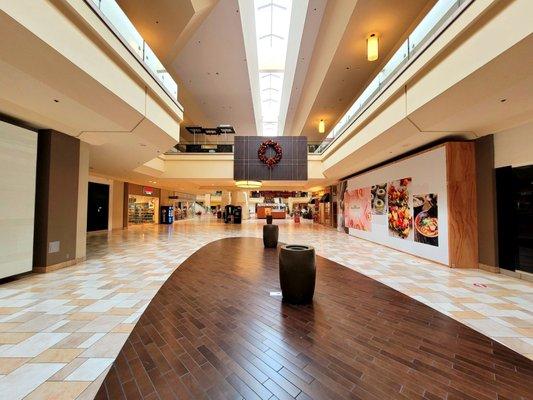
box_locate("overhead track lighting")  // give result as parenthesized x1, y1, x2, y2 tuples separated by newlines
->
(367, 33, 379, 62)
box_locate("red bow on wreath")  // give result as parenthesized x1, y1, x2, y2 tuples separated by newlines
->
(258, 139, 282, 169)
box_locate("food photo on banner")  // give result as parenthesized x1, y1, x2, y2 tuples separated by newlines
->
(413, 194, 439, 246)
(344, 187, 372, 231)
(387, 177, 412, 239)
(371, 183, 387, 215)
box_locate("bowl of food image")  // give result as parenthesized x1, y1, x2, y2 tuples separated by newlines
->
(415, 211, 438, 238)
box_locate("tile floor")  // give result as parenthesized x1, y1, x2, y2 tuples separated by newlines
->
(0, 217, 531, 399)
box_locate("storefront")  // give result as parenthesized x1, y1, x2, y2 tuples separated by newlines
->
(310, 187, 335, 227)
(336, 142, 477, 268)
(123, 183, 160, 226)
(256, 203, 287, 219)
(168, 193, 197, 220)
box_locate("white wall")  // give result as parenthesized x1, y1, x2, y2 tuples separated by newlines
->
(494, 121, 533, 168)
(0, 120, 37, 278)
(343, 147, 449, 265)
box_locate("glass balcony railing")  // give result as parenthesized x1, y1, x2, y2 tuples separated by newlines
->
(314, 0, 473, 154)
(86, 0, 178, 102)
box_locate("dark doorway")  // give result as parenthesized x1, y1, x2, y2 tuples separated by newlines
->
(496, 165, 533, 273)
(87, 182, 109, 232)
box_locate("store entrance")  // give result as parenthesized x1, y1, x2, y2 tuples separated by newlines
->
(87, 182, 109, 231)
(128, 195, 159, 224)
(496, 164, 533, 274)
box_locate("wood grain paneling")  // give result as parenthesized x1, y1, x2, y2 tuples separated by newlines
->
(446, 142, 478, 268)
(95, 237, 532, 400)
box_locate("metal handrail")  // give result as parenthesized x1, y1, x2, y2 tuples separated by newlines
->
(314, 0, 474, 154)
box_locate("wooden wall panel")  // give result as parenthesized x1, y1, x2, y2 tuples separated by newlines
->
(446, 142, 478, 268)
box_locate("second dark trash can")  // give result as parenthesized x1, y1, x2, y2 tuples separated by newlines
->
(263, 224, 279, 248)
(279, 245, 316, 304)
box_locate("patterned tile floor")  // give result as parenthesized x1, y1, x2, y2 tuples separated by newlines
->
(0, 217, 531, 399)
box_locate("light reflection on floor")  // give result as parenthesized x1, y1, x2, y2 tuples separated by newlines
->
(0, 216, 531, 399)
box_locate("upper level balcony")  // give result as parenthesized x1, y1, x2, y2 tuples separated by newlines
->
(85, 0, 179, 105)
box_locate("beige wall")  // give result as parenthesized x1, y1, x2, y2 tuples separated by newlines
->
(475, 135, 498, 269)
(76, 141, 90, 260)
(160, 189, 174, 206)
(0, 120, 37, 278)
(494, 121, 533, 168)
(112, 180, 124, 230)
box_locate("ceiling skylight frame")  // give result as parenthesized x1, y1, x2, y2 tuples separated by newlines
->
(239, 0, 309, 136)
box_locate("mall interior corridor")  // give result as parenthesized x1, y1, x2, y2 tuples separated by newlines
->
(1, 0, 532, 398)
(0, 218, 531, 399)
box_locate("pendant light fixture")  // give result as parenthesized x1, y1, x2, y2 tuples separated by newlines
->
(235, 180, 262, 189)
(367, 33, 379, 61)
(318, 119, 325, 134)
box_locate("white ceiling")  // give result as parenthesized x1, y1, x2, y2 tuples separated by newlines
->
(170, 0, 257, 135)
(168, 0, 329, 138)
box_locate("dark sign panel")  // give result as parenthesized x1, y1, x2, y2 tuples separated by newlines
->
(185, 125, 236, 135)
(234, 136, 308, 181)
(217, 125, 236, 134)
(185, 126, 204, 134)
(203, 128, 218, 135)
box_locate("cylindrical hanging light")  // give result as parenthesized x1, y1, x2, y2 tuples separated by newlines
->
(367, 33, 379, 62)
(318, 119, 325, 134)
(235, 180, 262, 189)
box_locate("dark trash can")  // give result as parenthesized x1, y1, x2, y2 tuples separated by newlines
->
(279, 245, 315, 304)
(263, 224, 279, 248)
(234, 206, 242, 224)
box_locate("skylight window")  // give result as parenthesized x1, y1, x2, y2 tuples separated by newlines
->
(254, 0, 292, 136)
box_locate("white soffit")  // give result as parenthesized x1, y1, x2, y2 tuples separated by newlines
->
(239, 0, 309, 136)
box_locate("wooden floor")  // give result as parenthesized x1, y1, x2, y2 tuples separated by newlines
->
(95, 237, 533, 400)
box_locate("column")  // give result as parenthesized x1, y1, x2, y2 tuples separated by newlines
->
(34, 130, 82, 272)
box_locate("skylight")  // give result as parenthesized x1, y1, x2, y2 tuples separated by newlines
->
(239, 0, 308, 137)
(254, 0, 292, 136)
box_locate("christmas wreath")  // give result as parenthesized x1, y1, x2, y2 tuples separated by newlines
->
(258, 139, 282, 169)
